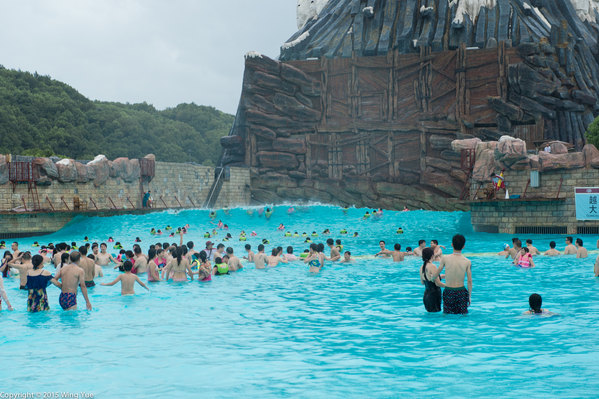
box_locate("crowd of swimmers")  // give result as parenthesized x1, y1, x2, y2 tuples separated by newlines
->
(1, 217, 595, 315)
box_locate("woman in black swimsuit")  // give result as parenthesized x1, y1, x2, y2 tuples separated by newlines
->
(420, 247, 445, 313)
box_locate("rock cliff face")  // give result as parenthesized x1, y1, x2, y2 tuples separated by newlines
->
(221, 0, 599, 210)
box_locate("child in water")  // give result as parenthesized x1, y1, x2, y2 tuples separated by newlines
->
(523, 293, 555, 316)
(515, 247, 535, 268)
(102, 261, 149, 295)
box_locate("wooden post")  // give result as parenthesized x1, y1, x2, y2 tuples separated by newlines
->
(61, 196, 71, 211)
(126, 197, 135, 209)
(107, 197, 117, 210)
(160, 196, 168, 208)
(21, 196, 28, 212)
(188, 196, 196, 207)
(174, 196, 183, 208)
(45, 196, 55, 211)
(89, 197, 98, 210)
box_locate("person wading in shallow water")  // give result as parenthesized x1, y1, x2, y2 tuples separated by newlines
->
(432, 234, 472, 315)
(420, 247, 444, 313)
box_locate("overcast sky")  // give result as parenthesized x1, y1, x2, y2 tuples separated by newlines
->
(0, 0, 298, 114)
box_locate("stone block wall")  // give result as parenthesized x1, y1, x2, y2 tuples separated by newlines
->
(470, 168, 599, 234)
(150, 163, 250, 208)
(0, 162, 250, 213)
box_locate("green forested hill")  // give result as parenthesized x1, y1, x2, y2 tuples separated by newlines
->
(0, 66, 233, 165)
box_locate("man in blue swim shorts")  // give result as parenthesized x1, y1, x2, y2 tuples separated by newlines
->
(54, 252, 92, 311)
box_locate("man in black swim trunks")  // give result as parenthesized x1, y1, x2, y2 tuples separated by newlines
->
(432, 234, 472, 315)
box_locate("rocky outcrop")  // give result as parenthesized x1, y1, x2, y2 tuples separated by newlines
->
(0, 155, 153, 188)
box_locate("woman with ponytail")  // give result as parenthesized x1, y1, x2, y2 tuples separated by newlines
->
(420, 247, 444, 312)
(164, 246, 193, 282)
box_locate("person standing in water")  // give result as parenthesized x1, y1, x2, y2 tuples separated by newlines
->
(420, 247, 444, 312)
(254, 244, 267, 269)
(0, 270, 13, 311)
(304, 243, 324, 273)
(25, 255, 61, 312)
(326, 239, 341, 261)
(102, 260, 149, 295)
(54, 251, 92, 311)
(432, 234, 472, 315)
(544, 242, 560, 256)
(564, 237, 577, 255)
(164, 247, 193, 282)
(575, 238, 588, 258)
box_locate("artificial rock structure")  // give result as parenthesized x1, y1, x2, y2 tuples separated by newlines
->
(221, 0, 599, 210)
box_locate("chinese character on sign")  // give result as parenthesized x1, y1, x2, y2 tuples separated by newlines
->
(590, 196, 598, 205)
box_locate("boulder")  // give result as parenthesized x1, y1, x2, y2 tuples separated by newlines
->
(56, 159, 78, 183)
(110, 157, 128, 178)
(475, 141, 498, 159)
(472, 149, 496, 182)
(88, 155, 110, 187)
(123, 159, 141, 182)
(550, 142, 568, 154)
(583, 144, 599, 167)
(257, 151, 299, 169)
(272, 138, 307, 154)
(495, 137, 527, 169)
(529, 154, 540, 170)
(538, 152, 585, 171)
(75, 162, 90, 183)
(451, 138, 481, 152)
(33, 157, 59, 178)
(497, 136, 526, 154)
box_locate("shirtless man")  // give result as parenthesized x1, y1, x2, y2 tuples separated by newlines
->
(576, 238, 588, 258)
(430, 240, 445, 261)
(340, 251, 354, 263)
(564, 237, 577, 255)
(243, 244, 254, 262)
(11, 242, 21, 260)
(226, 247, 243, 272)
(214, 244, 225, 261)
(506, 239, 522, 260)
(77, 247, 96, 287)
(544, 241, 560, 256)
(254, 244, 267, 269)
(133, 246, 148, 274)
(9, 251, 33, 290)
(102, 260, 149, 295)
(413, 240, 426, 257)
(432, 234, 472, 315)
(391, 244, 405, 262)
(52, 243, 67, 266)
(374, 241, 391, 258)
(267, 248, 288, 267)
(95, 243, 115, 266)
(54, 251, 92, 311)
(525, 239, 541, 256)
(326, 239, 341, 261)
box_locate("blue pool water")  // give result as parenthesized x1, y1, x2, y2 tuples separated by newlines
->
(2, 205, 599, 398)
